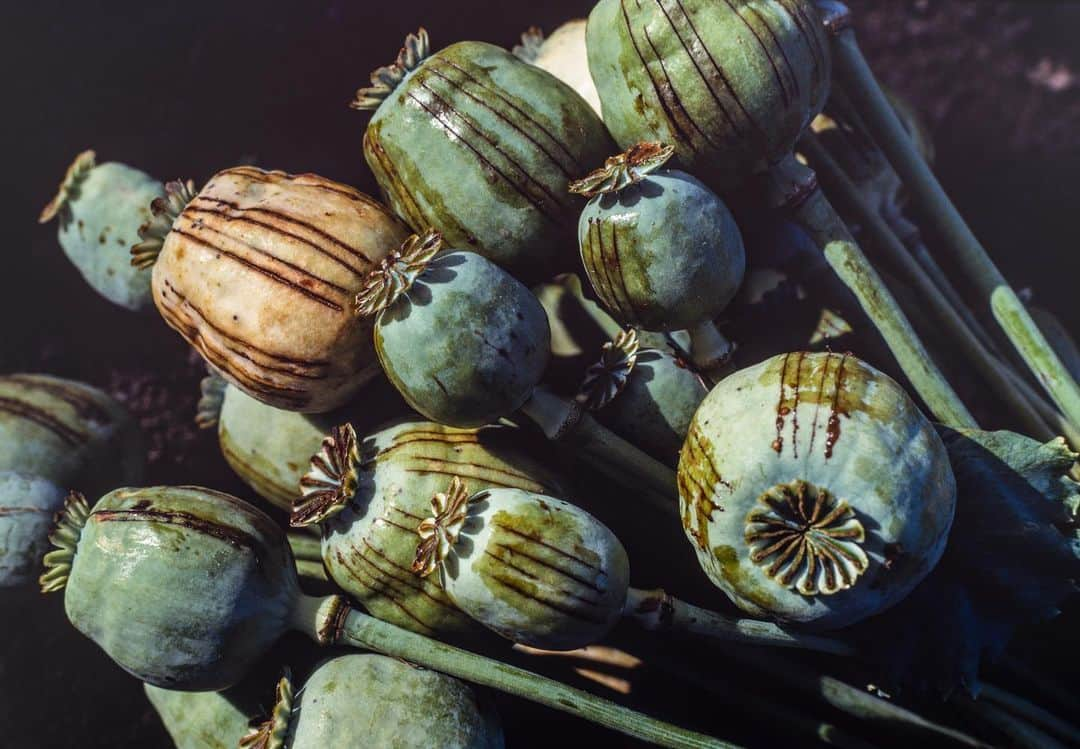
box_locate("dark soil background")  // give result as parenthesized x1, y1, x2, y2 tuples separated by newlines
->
(2, 1, 1077, 747)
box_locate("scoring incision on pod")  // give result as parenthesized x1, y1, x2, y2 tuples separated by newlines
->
(586, 0, 829, 190)
(134, 167, 409, 413)
(39, 150, 165, 310)
(571, 142, 746, 370)
(353, 28, 613, 283)
(412, 479, 629, 651)
(290, 420, 567, 637)
(242, 655, 504, 749)
(678, 351, 956, 629)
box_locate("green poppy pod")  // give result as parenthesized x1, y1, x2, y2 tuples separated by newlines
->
(586, 0, 830, 190)
(196, 373, 409, 512)
(412, 480, 629, 650)
(678, 352, 956, 629)
(135, 168, 409, 413)
(145, 683, 256, 749)
(0, 373, 143, 495)
(39, 150, 165, 310)
(40, 487, 299, 690)
(290, 420, 567, 637)
(359, 231, 551, 429)
(570, 143, 746, 367)
(577, 329, 707, 465)
(353, 29, 613, 283)
(243, 656, 503, 749)
(0, 471, 66, 587)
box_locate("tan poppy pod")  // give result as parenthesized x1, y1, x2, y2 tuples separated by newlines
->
(134, 167, 409, 413)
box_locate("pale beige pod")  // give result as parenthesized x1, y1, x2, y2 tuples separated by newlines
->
(140, 167, 409, 412)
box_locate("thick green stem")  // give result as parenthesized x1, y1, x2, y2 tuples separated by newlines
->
(766, 157, 976, 427)
(623, 587, 854, 656)
(828, 24, 1080, 428)
(979, 683, 1080, 746)
(722, 646, 990, 748)
(293, 595, 735, 749)
(520, 386, 677, 512)
(802, 133, 1047, 437)
(287, 532, 323, 563)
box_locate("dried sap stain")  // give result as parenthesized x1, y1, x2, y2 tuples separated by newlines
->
(677, 421, 732, 555)
(767, 351, 871, 461)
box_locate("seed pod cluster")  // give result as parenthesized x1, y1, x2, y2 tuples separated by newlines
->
(292, 420, 567, 636)
(141, 167, 409, 413)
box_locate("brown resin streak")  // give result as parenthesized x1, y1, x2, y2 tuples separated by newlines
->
(807, 351, 834, 456)
(772, 352, 791, 454)
(3, 376, 112, 424)
(824, 353, 850, 459)
(0, 396, 88, 447)
(91, 507, 259, 551)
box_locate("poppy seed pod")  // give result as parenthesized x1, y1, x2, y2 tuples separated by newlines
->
(291, 420, 567, 636)
(571, 142, 746, 368)
(39, 150, 165, 310)
(359, 231, 551, 429)
(578, 329, 707, 465)
(145, 683, 256, 749)
(413, 479, 629, 650)
(586, 0, 830, 189)
(354, 29, 613, 283)
(243, 656, 504, 749)
(41, 487, 299, 690)
(136, 167, 409, 413)
(0, 373, 143, 495)
(514, 21, 602, 116)
(678, 352, 956, 629)
(196, 373, 408, 512)
(0, 472, 67, 586)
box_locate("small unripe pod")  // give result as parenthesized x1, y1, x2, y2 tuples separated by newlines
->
(0, 471, 66, 587)
(678, 352, 956, 629)
(587, 0, 830, 189)
(41, 487, 299, 690)
(0, 373, 143, 495)
(197, 373, 408, 512)
(360, 231, 551, 428)
(243, 656, 504, 749)
(577, 329, 707, 465)
(355, 29, 613, 283)
(291, 420, 567, 636)
(145, 683, 256, 749)
(138, 168, 409, 413)
(39, 150, 165, 310)
(413, 480, 629, 650)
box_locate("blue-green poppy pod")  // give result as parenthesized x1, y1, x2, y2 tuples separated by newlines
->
(242, 656, 504, 749)
(39, 150, 165, 310)
(570, 142, 746, 370)
(678, 352, 956, 629)
(353, 28, 614, 284)
(358, 230, 551, 429)
(586, 0, 830, 190)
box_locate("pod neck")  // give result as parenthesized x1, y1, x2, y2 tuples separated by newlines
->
(412, 477, 478, 578)
(350, 28, 431, 111)
(354, 229, 444, 318)
(130, 178, 196, 269)
(291, 424, 362, 527)
(195, 371, 227, 430)
(39, 149, 96, 226)
(39, 491, 91, 593)
(577, 328, 640, 411)
(240, 670, 294, 749)
(569, 142, 675, 198)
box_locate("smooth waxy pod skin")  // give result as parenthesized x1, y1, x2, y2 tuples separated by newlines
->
(580, 331, 707, 465)
(145, 684, 255, 749)
(586, 0, 830, 189)
(373, 250, 551, 428)
(0, 472, 66, 586)
(204, 376, 408, 511)
(677, 352, 956, 629)
(515, 20, 602, 116)
(53, 486, 299, 690)
(251, 655, 503, 749)
(148, 167, 408, 412)
(39, 150, 165, 309)
(576, 153, 746, 331)
(293, 420, 567, 637)
(357, 31, 613, 282)
(418, 484, 629, 650)
(0, 373, 143, 494)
